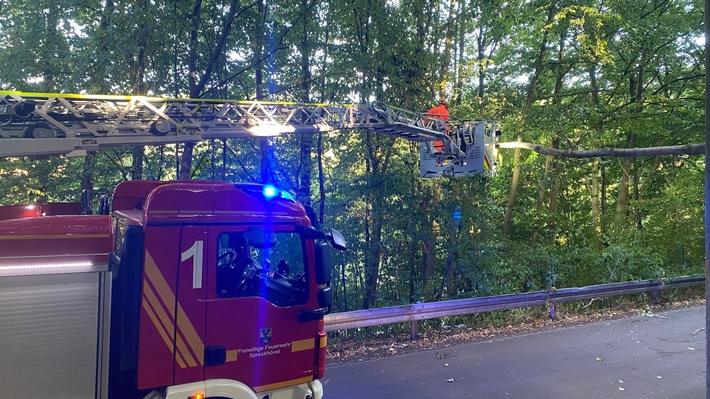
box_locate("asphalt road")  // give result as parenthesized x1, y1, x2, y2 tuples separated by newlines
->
(322, 306, 706, 398)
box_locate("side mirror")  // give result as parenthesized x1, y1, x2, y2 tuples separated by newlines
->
(328, 228, 347, 251)
(314, 241, 332, 285)
(318, 286, 333, 309)
(303, 205, 346, 251)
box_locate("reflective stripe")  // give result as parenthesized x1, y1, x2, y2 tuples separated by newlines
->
(0, 234, 110, 240)
(254, 376, 314, 393)
(291, 338, 315, 352)
(226, 350, 238, 363)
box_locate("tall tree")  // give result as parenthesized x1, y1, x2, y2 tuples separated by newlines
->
(180, 0, 257, 180)
(502, 1, 557, 236)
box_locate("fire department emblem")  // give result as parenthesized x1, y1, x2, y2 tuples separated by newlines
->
(260, 328, 272, 345)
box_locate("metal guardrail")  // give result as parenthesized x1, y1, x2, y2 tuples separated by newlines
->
(324, 276, 705, 336)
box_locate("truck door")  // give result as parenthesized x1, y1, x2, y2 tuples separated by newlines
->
(202, 225, 320, 392)
(173, 226, 209, 386)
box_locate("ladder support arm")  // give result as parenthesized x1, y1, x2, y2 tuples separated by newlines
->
(0, 91, 499, 177)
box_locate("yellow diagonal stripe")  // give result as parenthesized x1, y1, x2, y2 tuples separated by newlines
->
(143, 280, 193, 367)
(144, 252, 177, 316)
(177, 304, 205, 366)
(142, 298, 187, 368)
(144, 251, 203, 367)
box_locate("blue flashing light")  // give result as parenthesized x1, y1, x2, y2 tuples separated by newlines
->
(263, 185, 278, 199)
(453, 210, 462, 220)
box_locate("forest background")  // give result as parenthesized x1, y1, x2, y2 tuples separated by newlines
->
(0, 0, 705, 319)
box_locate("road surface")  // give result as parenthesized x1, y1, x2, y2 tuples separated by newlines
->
(322, 306, 705, 398)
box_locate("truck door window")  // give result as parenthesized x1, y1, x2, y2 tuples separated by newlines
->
(216, 231, 307, 306)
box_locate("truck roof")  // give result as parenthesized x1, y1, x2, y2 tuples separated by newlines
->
(112, 180, 310, 226)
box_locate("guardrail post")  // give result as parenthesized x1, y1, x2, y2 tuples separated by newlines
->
(410, 320, 418, 340)
(651, 288, 661, 304)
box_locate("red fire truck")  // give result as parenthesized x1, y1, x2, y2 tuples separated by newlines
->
(0, 91, 499, 398)
(0, 180, 345, 399)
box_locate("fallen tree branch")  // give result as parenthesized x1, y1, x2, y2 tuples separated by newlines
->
(498, 142, 705, 158)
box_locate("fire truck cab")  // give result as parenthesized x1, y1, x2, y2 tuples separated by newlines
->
(0, 180, 344, 399)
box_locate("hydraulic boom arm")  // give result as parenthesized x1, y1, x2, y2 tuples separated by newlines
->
(0, 91, 499, 177)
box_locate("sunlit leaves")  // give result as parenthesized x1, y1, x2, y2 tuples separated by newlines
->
(0, 0, 704, 313)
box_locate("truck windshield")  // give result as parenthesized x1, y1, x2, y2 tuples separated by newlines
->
(216, 231, 308, 306)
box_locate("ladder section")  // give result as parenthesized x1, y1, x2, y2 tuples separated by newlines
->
(0, 91, 451, 158)
(0, 91, 499, 178)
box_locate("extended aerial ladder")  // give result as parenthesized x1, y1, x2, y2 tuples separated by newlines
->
(0, 91, 500, 177)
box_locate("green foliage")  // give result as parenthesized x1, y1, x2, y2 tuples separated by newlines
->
(0, 0, 704, 325)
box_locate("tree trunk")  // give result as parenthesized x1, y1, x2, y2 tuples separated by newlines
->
(549, 136, 560, 229)
(131, 149, 144, 180)
(297, 0, 313, 204)
(617, 57, 645, 223)
(363, 187, 386, 309)
(254, 0, 275, 184)
(40, 5, 60, 91)
(437, 249, 456, 300)
(591, 159, 601, 236)
(502, 138, 523, 236)
(616, 151, 633, 224)
(454, 0, 465, 104)
(532, 29, 568, 245)
(420, 183, 440, 285)
(180, 0, 203, 180)
(408, 232, 417, 303)
(81, 153, 96, 203)
(477, 24, 485, 98)
(82, 0, 115, 200)
(601, 163, 607, 220)
(531, 156, 550, 247)
(317, 9, 330, 223)
(438, 0, 457, 98)
(361, 118, 394, 309)
(180, 0, 245, 180)
(131, 0, 148, 180)
(588, 63, 601, 238)
(632, 167, 641, 229)
(362, 131, 392, 309)
(502, 3, 555, 236)
(547, 29, 568, 234)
